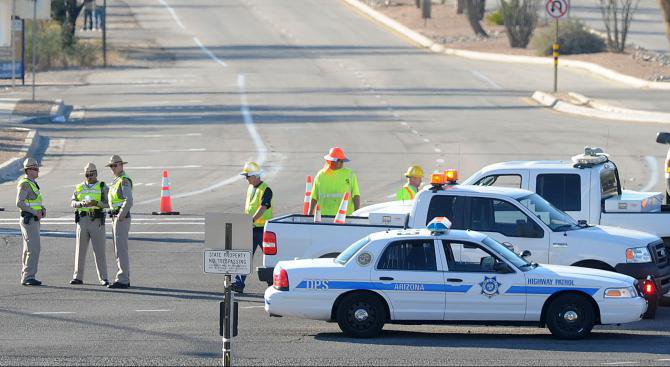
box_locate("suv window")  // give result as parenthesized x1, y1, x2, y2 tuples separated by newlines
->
(426, 195, 465, 228)
(468, 197, 543, 238)
(377, 240, 437, 271)
(474, 174, 522, 189)
(536, 174, 581, 211)
(442, 240, 510, 273)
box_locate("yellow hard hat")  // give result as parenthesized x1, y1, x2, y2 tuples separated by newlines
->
(240, 162, 262, 177)
(405, 165, 424, 178)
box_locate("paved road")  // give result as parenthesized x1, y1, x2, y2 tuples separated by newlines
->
(1, 0, 670, 365)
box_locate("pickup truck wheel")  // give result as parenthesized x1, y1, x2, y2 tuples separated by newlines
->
(546, 294, 595, 340)
(336, 293, 385, 338)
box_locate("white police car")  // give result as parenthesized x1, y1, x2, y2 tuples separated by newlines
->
(264, 218, 647, 339)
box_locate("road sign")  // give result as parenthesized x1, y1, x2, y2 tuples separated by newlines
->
(545, 0, 568, 19)
(204, 250, 252, 275)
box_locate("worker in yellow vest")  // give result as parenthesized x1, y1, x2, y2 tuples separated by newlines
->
(233, 162, 273, 293)
(16, 158, 46, 286)
(309, 147, 360, 216)
(396, 165, 424, 201)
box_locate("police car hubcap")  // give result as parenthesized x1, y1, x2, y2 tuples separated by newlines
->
(563, 311, 579, 322)
(354, 309, 369, 321)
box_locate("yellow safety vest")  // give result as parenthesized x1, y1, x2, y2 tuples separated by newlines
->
(75, 181, 103, 213)
(312, 167, 359, 216)
(109, 173, 132, 210)
(245, 181, 273, 228)
(18, 178, 43, 212)
(396, 184, 417, 201)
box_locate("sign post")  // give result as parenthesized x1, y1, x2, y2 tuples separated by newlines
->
(545, 0, 568, 93)
(11, 0, 16, 87)
(204, 213, 252, 367)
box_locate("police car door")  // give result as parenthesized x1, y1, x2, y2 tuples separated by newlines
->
(441, 239, 527, 321)
(372, 238, 445, 320)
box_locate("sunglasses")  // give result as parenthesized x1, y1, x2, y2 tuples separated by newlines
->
(85, 171, 97, 177)
(108, 164, 119, 168)
(26, 168, 39, 171)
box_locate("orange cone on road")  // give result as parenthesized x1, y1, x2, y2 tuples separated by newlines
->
(313, 204, 321, 223)
(303, 176, 313, 215)
(152, 170, 180, 215)
(333, 192, 350, 224)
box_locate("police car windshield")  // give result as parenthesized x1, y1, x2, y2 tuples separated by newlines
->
(336, 237, 370, 265)
(517, 194, 580, 232)
(481, 237, 533, 270)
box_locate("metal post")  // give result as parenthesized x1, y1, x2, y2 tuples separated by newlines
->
(102, 0, 107, 67)
(11, 0, 16, 88)
(31, 0, 36, 101)
(21, 19, 25, 86)
(223, 222, 233, 367)
(553, 18, 559, 93)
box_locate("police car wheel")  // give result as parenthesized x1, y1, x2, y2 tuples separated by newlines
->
(546, 294, 595, 340)
(336, 293, 385, 338)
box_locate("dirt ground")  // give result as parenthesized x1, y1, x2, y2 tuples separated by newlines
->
(375, 0, 670, 81)
(0, 129, 29, 165)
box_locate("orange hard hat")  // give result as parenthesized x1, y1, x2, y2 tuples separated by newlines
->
(324, 147, 349, 162)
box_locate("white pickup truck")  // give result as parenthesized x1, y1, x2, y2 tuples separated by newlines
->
(462, 146, 670, 303)
(258, 180, 666, 316)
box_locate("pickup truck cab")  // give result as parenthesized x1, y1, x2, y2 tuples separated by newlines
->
(462, 147, 670, 301)
(265, 220, 647, 340)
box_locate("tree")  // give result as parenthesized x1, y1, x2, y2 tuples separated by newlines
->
(660, 0, 670, 44)
(51, 0, 84, 47)
(465, 0, 488, 36)
(499, 0, 540, 48)
(597, 0, 640, 53)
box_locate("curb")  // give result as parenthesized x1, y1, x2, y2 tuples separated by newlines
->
(341, 0, 670, 90)
(0, 98, 67, 123)
(531, 91, 670, 124)
(0, 128, 42, 182)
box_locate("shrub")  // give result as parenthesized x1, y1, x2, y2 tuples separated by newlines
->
(486, 9, 504, 25)
(69, 41, 101, 67)
(500, 0, 540, 48)
(25, 20, 68, 71)
(531, 19, 606, 55)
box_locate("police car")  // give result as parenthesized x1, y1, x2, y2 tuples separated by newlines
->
(264, 218, 647, 340)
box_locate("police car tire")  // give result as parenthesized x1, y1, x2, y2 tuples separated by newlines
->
(545, 294, 595, 340)
(336, 293, 386, 338)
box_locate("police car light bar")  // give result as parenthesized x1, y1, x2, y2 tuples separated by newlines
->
(427, 217, 452, 235)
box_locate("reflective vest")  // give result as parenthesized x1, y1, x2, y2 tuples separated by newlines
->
(18, 178, 43, 212)
(312, 167, 358, 216)
(109, 173, 132, 210)
(74, 181, 103, 213)
(396, 184, 417, 201)
(245, 182, 273, 228)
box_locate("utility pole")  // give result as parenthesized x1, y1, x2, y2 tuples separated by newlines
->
(31, 0, 36, 101)
(103, 0, 107, 67)
(11, 0, 16, 88)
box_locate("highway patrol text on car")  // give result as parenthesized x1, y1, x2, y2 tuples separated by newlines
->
(264, 219, 647, 340)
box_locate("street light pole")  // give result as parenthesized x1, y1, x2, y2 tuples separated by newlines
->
(31, 0, 36, 101)
(11, 0, 16, 88)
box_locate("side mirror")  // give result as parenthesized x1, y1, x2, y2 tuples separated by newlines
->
(577, 220, 588, 227)
(656, 132, 670, 145)
(521, 250, 532, 259)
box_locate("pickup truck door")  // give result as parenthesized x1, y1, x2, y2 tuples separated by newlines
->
(528, 171, 590, 223)
(441, 239, 527, 321)
(466, 197, 550, 263)
(371, 238, 446, 321)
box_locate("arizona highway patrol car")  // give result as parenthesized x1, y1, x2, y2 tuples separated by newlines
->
(264, 218, 647, 339)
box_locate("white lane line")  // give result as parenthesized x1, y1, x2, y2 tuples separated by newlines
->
(145, 183, 157, 186)
(193, 36, 228, 67)
(240, 306, 264, 309)
(423, 138, 430, 143)
(32, 311, 76, 315)
(641, 155, 659, 192)
(434, 148, 442, 153)
(135, 309, 172, 312)
(158, 0, 186, 30)
(470, 70, 503, 90)
(127, 165, 202, 170)
(602, 362, 638, 366)
(386, 193, 396, 199)
(411, 130, 418, 134)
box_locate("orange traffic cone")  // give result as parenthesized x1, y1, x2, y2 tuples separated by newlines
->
(333, 192, 350, 224)
(152, 170, 180, 215)
(303, 175, 313, 215)
(313, 204, 321, 223)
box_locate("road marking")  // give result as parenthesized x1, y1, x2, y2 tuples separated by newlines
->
(386, 193, 396, 199)
(470, 70, 502, 90)
(601, 363, 638, 366)
(193, 36, 228, 67)
(135, 309, 172, 312)
(641, 155, 659, 192)
(158, 0, 186, 30)
(434, 148, 442, 153)
(144, 148, 207, 153)
(436, 159, 445, 163)
(145, 183, 157, 186)
(240, 306, 265, 309)
(135, 133, 201, 138)
(423, 138, 430, 143)
(411, 130, 418, 134)
(32, 311, 76, 315)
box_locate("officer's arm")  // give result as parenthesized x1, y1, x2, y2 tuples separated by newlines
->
(100, 184, 110, 209)
(118, 180, 133, 219)
(16, 183, 38, 215)
(309, 178, 318, 215)
(353, 195, 361, 211)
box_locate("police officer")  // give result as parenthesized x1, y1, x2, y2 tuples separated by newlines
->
(106, 155, 133, 289)
(233, 162, 273, 293)
(309, 147, 360, 216)
(16, 158, 45, 286)
(396, 165, 424, 201)
(70, 163, 109, 286)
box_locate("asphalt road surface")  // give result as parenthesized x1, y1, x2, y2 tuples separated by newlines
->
(1, 0, 670, 365)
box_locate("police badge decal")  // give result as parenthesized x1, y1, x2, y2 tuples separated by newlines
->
(479, 276, 502, 298)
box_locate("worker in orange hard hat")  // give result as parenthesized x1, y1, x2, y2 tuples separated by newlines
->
(309, 147, 360, 216)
